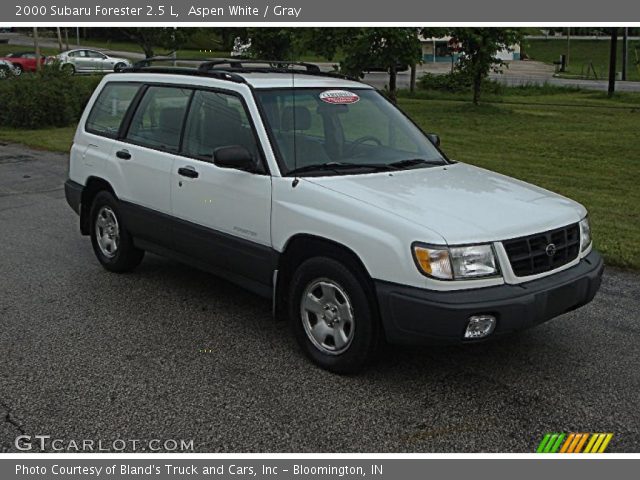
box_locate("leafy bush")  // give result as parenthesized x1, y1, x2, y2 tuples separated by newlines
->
(418, 71, 503, 95)
(0, 67, 101, 129)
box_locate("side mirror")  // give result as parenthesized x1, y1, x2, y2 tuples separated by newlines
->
(213, 145, 260, 172)
(426, 133, 441, 148)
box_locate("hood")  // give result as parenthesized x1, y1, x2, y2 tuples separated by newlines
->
(305, 162, 585, 244)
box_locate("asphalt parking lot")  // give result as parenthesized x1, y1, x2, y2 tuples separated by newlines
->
(1, 144, 639, 453)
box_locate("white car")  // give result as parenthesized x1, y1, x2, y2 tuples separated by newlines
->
(0, 59, 16, 78)
(65, 60, 603, 373)
(52, 49, 131, 74)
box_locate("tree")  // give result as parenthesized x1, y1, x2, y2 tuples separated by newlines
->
(118, 28, 192, 58)
(243, 28, 301, 60)
(444, 28, 522, 104)
(338, 28, 422, 103)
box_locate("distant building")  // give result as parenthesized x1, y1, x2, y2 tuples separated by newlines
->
(419, 36, 521, 63)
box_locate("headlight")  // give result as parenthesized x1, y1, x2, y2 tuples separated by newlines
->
(579, 216, 591, 252)
(412, 243, 499, 280)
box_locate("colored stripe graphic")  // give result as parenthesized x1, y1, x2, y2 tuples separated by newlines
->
(537, 433, 612, 453)
(597, 434, 613, 453)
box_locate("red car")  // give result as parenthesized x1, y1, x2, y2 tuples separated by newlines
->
(0, 52, 46, 75)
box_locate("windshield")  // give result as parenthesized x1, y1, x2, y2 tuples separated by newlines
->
(255, 88, 446, 176)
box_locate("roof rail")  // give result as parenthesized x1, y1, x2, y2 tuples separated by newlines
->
(197, 59, 321, 73)
(124, 57, 355, 82)
(121, 64, 247, 83)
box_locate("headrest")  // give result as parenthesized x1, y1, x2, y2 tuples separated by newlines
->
(280, 106, 311, 132)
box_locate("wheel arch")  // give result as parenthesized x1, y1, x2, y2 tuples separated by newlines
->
(275, 234, 377, 317)
(79, 176, 116, 235)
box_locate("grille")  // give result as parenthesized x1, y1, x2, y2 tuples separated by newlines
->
(503, 223, 580, 277)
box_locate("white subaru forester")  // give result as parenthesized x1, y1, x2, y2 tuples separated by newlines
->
(65, 60, 603, 373)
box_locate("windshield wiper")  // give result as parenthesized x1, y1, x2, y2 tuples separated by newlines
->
(388, 158, 446, 169)
(287, 162, 396, 176)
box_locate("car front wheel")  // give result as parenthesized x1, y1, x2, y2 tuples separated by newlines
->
(90, 191, 144, 273)
(288, 256, 381, 374)
(13, 64, 22, 76)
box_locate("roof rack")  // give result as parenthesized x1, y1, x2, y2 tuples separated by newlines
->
(123, 57, 355, 82)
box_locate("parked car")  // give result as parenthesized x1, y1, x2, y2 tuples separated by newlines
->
(65, 60, 603, 373)
(0, 59, 16, 78)
(51, 49, 131, 74)
(0, 51, 46, 75)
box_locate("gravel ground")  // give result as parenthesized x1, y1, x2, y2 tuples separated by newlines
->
(0, 143, 639, 453)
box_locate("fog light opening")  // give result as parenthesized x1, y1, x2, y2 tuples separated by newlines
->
(464, 315, 496, 339)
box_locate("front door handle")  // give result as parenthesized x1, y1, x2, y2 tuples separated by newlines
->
(178, 166, 199, 179)
(116, 149, 131, 160)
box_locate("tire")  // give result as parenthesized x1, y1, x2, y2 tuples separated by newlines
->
(288, 256, 381, 374)
(0, 67, 8, 79)
(113, 62, 126, 73)
(89, 191, 144, 273)
(13, 64, 22, 76)
(62, 63, 75, 75)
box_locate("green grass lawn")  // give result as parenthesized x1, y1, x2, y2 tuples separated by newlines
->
(525, 38, 640, 81)
(0, 126, 76, 152)
(1, 92, 638, 269)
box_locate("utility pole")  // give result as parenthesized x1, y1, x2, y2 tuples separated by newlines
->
(608, 27, 618, 98)
(622, 27, 628, 81)
(566, 27, 571, 69)
(33, 27, 41, 72)
(64, 28, 69, 51)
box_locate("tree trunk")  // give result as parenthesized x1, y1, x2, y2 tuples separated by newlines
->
(33, 27, 41, 73)
(409, 64, 417, 93)
(389, 65, 397, 104)
(143, 44, 155, 59)
(56, 27, 64, 52)
(472, 70, 482, 105)
(608, 28, 618, 97)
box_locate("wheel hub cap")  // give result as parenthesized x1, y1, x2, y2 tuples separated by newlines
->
(95, 206, 120, 258)
(300, 279, 355, 355)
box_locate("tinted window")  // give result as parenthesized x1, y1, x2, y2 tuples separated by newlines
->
(182, 90, 260, 161)
(86, 83, 141, 137)
(86, 50, 105, 59)
(126, 86, 191, 152)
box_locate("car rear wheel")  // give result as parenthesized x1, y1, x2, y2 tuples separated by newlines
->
(62, 63, 75, 75)
(0, 67, 8, 79)
(90, 191, 144, 273)
(288, 256, 381, 374)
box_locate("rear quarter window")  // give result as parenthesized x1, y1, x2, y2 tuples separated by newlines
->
(85, 83, 141, 138)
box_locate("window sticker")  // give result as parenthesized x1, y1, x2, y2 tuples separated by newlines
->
(319, 90, 360, 104)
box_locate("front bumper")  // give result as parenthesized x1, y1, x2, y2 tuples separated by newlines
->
(376, 250, 604, 345)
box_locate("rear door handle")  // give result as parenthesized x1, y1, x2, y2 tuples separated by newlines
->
(116, 149, 131, 160)
(178, 166, 199, 179)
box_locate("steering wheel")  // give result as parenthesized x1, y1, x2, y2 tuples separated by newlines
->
(344, 135, 382, 156)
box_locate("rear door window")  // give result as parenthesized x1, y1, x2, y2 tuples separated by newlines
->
(125, 86, 192, 153)
(85, 82, 141, 138)
(182, 89, 261, 161)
